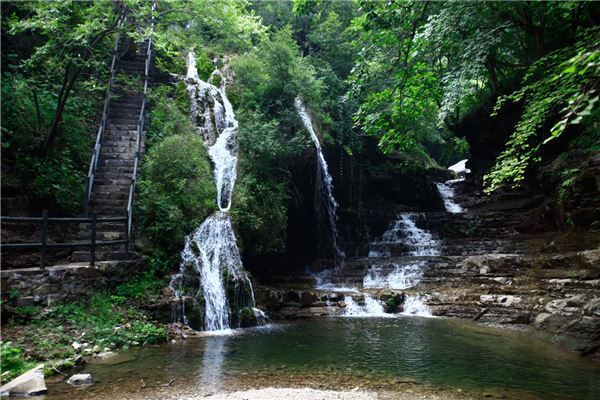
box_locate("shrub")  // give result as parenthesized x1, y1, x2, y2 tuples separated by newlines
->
(0, 342, 36, 384)
(137, 134, 216, 258)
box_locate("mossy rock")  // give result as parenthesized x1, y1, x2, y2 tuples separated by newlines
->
(238, 307, 257, 328)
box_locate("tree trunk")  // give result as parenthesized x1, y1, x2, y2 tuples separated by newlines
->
(41, 67, 81, 160)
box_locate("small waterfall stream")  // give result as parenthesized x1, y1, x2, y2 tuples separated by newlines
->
(170, 52, 262, 331)
(295, 97, 345, 271)
(338, 176, 466, 318)
(349, 213, 438, 317)
(436, 178, 465, 214)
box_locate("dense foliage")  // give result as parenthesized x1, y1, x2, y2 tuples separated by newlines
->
(348, 0, 598, 187)
(137, 132, 216, 262)
(485, 28, 600, 191)
(2, 0, 598, 271)
(1, 1, 120, 212)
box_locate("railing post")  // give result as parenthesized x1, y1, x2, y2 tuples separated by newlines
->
(41, 210, 48, 270)
(125, 209, 130, 253)
(84, 177, 90, 216)
(90, 213, 97, 266)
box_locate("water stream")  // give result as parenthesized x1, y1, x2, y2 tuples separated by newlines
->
(436, 178, 465, 214)
(169, 52, 262, 331)
(295, 97, 345, 271)
(356, 212, 438, 317)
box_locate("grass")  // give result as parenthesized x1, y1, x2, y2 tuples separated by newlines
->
(1, 273, 169, 384)
(0, 342, 37, 383)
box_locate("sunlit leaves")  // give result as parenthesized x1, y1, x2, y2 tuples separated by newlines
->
(484, 28, 599, 192)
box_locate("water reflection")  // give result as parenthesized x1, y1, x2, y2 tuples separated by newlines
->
(199, 335, 229, 391)
(47, 319, 600, 400)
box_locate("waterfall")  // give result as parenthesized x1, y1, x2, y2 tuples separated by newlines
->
(170, 52, 263, 331)
(294, 97, 344, 271)
(368, 213, 440, 258)
(402, 295, 432, 317)
(436, 178, 465, 214)
(344, 213, 436, 318)
(363, 261, 425, 290)
(343, 296, 390, 317)
(187, 52, 237, 211)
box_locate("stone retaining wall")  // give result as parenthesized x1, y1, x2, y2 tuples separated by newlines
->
(1, 260, 145, 308)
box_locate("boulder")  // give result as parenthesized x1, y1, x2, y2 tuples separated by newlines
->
(0, 364, 47, 396)
(95, 351, 116, 359)
(66, 373, 93, 386)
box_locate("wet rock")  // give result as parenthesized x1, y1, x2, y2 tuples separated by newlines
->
(300, 291, 318, 306)
(473, 308, 488, 321)
(534, 313, 552, 329)
(15, 296, 34, 307)
(96, 351, 116, 359)
(66, 373, 93, 386)
(583, 298, 600, 316)
(285, 291, 301, 303)
(0, 364, 47, 396)
(379, 292, 405, 313)
(578, 249, 600, 270)
(74, 355, 87, 365)
(541, 241, 559, 253)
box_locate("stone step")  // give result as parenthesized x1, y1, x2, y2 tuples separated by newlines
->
(108, 115, 142, 123)
(89, 188, 130, 196)
(76, 229, 126, 240)
(116, 68, 147, 75)
(102, 143, 138, 152)
(103, 133, 138, 141)
(118, 58, 147, 66)
(100, 152, 136, 160)
(71, 249, 134, 263)
(109, 101, 142, 109)
(88, 203, 130, 213)
(88, 199, 128, 207)
(103, 139, 138, 146)
(110, 94, 142, 103)
(100, 148, 137, 156)
(109, 105, 142, 113)
(78, 221, 127, 231)
(95, 172, 134, 180)
(92, 187, 130, 197)
(98, 159, 134, 169)
(106, 124, 139, 132)
(109, 111, 141, 119)
(116, 65, 148, 72)
(86, 209, 127, 218)
(89, 198, 127, 208)
(95, 168, 134, 176)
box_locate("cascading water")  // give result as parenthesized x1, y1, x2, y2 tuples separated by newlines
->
(436, 178, 465, 214)
(295, 97, 344, 271)
(368, 213, 440, 258)
(343, 213, 438, 317)
(170, 52, 263, 331)
(343, 296, 391, 317)
(363, 262, 424, 290)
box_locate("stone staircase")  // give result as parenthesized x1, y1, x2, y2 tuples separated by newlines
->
(72, 41, 151, 263)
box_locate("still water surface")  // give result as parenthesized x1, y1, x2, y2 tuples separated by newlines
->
(48, 317, 600, 399)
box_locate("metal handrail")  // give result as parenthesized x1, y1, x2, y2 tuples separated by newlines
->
(83, 15, 125, 216)
(1, 212, 128, 268)
(126, 1, 156, 250)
